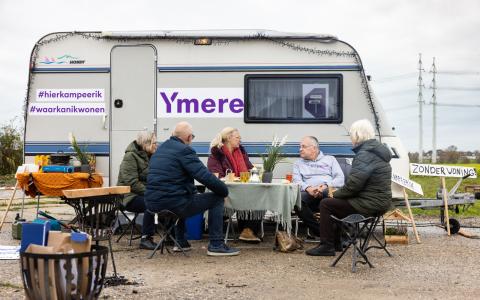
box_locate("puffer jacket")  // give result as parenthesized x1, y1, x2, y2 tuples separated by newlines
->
(116, 141, 149, 206)
(333, 139, 392, 215)
(207, 145, 253, 178)
(145, 136, 228, 211)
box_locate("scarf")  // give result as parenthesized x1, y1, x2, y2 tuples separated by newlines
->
(222, 145, 248, 176)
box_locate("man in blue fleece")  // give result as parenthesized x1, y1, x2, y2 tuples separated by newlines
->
(145, 122, 239, 256)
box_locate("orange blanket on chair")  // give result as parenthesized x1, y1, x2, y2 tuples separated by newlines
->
(16, 172, 103, 197)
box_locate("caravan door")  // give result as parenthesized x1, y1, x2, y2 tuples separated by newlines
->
(110, 45, 157, 185)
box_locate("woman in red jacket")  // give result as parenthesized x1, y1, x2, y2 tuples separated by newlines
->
(207, 127, 261, 243)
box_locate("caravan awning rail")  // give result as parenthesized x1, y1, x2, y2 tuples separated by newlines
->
(101, 29, 337, 41)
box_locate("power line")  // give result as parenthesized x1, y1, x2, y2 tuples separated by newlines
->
(436, 87, 480, 91)
(437, 71, 480, 75)
(436, 103, 480, 108)
(373, 73, 417, 83)
(384, 104, 417, 111)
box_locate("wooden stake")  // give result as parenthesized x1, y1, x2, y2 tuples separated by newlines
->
(441, 177, 451, 236)
(402, 188, 421, 243)
(0, 181, 18, 231)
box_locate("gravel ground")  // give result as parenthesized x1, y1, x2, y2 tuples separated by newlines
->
(0, 202, 479, 299)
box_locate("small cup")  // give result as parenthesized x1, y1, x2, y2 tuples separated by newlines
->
(285, 173, 293, 183)
(226, 171, 235, 182)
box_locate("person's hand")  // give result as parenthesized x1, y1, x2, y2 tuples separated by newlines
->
(313, 184, 327, 198)
(306, 186, 318, 197)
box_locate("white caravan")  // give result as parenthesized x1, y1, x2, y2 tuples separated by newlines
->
(23, 30, 408, 198)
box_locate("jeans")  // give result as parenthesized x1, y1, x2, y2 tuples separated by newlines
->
(124, 195, 155, 237)
(294, 192, 321, 236)
(147, 192, 225, 246)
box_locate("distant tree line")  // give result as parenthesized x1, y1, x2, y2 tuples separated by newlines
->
(0, 119, 23, 175)
(409, 145, 480, 164)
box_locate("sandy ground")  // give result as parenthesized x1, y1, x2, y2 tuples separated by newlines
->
(0, 200, 479, 300)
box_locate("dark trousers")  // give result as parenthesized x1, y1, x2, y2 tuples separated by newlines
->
(146, 192, 225, 246)
(295, 192, 321, 236)
(319, 197, 358, 244)
(124, 195, 155, 237)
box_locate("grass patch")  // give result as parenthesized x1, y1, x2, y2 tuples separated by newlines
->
(407, 201, 480, 218)
(0, 174, 16, 186)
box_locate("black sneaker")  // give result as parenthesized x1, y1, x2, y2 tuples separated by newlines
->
(139, 236, 157, 250)
(305, 243, 335, 256)
(173, 240, 192, 252)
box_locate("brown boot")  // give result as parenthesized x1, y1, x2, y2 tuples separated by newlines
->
(239, 228, 261, 243)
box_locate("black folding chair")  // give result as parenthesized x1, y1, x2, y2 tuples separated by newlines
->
(362, 215, 392, 257)
(330, 214, 375, 273)
(115, 207, 141, 246)
(147, 209, 188, 259)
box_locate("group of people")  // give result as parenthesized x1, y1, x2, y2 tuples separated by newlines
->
(117, 119, 392, 257)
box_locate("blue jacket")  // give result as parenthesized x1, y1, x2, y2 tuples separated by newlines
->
(145, 136, 228, 210)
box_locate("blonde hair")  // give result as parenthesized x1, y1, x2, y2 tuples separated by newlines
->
(349, 119, 375, 145)
(210, 127, 238, 149)
(136, 131, 156, 152)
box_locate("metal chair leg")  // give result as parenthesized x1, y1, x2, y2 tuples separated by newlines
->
(108, 238, 118, 277)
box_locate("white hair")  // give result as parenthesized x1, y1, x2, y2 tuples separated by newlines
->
(210, 127, 238, 149)
(136, 131, 156, 151)
(349, 119, 375, 145)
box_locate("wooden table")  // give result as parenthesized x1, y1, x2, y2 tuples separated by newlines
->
(62, 186, 130, 278)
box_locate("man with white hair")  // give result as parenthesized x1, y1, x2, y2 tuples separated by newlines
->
(293, 136, 345, 238)
(145, 122, 240, 256)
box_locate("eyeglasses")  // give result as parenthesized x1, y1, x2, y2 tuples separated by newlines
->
(300, 144, 314, 149)
(191, 134, 195, 140)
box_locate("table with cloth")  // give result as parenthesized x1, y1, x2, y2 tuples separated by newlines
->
(14, 172, 103, 219)
(224, 182, 301, 234)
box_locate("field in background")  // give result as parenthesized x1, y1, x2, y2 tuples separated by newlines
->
(406, 163, 480, 217)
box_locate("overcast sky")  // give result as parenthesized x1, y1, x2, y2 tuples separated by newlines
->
(1, 0, 479, 151)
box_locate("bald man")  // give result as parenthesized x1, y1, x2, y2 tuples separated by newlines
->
(145, 122, 240, 256)
(293, 136, 345, 238)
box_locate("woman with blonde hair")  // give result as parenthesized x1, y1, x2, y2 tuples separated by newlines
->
(117, 131, 157, 250)
(207, 127, 261, 242)
(306, 119, 392, 256)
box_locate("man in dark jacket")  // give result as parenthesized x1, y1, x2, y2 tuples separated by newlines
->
(145, 122, 240, 256)
(306, 119, 392, 256)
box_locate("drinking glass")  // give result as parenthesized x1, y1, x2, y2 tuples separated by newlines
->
(285, 173, 293, 183)
(240, 172, 250, 183)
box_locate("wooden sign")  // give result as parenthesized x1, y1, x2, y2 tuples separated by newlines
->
(392, 173, 423, 196)
(410, 163, 477, 178)
(390, 173, 422, 243)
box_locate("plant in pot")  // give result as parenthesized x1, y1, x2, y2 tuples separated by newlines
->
(261, 135, 287, 183)
(68, 133, 92, 172)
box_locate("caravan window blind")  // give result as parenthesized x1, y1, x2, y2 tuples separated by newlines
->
(244, 74, 343, 123)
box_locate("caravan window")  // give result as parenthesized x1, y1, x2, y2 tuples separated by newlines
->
(245, 74, 342, 123)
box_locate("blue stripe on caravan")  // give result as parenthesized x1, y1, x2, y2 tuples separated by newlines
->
(24, 141, 355, 157)
(24, 142, 110, 155)
(31, 65, 361, 73)
(158, 65, 361, 72)
(191, 142, 354, 157)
